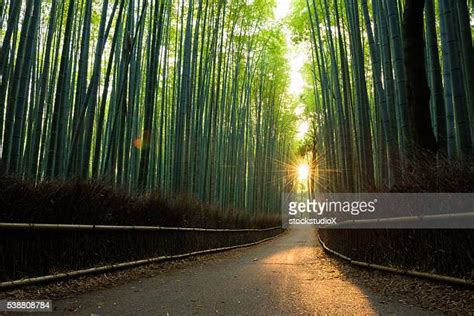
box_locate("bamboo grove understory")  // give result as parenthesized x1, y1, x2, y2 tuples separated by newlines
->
(0, 0, 297, 213)
(291, 0, 473, 191)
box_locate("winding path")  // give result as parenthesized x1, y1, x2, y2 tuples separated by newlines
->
(55, 226, 431, 315)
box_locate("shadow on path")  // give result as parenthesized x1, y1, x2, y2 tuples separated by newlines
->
(54, 226, 431, 315)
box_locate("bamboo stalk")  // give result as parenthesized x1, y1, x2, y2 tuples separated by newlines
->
(318, 234, 473, 287)
(0, 222, 282, 232)
(0, 232, 284, 290)
(331, 212, 474, 228)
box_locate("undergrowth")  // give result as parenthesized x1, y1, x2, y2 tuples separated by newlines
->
(0, 175, 280, 229)
(320, 157, 474, 280)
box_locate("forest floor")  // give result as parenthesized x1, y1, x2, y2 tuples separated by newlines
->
(4, 226, 472, 315)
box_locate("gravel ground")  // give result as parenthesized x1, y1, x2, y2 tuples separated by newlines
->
(1, 226, 472, 315)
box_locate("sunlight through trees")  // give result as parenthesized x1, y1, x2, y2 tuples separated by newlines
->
(0, 0, 299, 213)
(290, 0, 473, 191)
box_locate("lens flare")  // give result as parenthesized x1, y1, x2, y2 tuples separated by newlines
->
(133, 130, 151, 150)
(133, 138, 143, 149)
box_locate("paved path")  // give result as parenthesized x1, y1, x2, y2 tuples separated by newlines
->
(55, 226, 431, 315)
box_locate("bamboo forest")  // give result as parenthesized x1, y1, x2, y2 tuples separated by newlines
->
(0, 0, 296, 215)
(291, 0, 473, 192)
(0, 0, 473, 207)
(0, 0, 473, 312)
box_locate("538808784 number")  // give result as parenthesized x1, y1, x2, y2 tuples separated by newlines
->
(0, 300, 52, 312)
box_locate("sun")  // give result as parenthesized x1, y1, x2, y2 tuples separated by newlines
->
(297, 163, 310, 182)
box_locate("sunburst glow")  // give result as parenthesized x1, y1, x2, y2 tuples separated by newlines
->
(297, 163, 310, 182)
